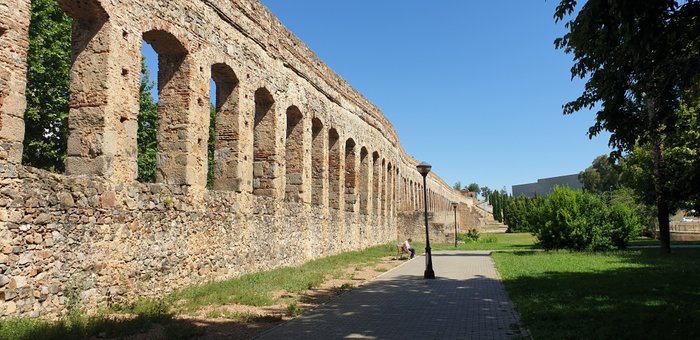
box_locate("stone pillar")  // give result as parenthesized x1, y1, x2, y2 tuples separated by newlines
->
(64, 5, 139, 182)
(211, 63, 242, 191)
(0, 0, 30, 165)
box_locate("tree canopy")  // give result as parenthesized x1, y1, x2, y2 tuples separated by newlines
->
(579, 155, 620, 194)
(23, 0, 71, 172)
(555, 0, 700, 252)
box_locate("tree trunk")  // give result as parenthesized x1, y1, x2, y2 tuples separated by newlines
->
(651, 130, 671, 253)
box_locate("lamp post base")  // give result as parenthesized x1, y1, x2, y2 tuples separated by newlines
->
(424, 246, 436, 279)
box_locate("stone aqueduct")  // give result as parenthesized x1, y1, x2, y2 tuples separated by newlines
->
(0, 0, 483, 317)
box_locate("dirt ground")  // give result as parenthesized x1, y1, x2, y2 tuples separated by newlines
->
(120, 255, 410, 340)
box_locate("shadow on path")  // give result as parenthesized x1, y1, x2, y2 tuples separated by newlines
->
(257, 252, 527, 339)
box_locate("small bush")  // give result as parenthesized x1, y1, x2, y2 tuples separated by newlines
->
(286, 301, 302, 316)
(458, 229, 481, 243)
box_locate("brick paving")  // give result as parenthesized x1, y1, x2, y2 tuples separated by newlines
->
(257, 251, 529, 339)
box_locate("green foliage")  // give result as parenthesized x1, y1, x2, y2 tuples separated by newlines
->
(285, 301, 302, 316)
(457, 228, 480, 242)
(491, 190, 506, 222)
(452, 181, 462, 190)
(137, 59, 158, 183)
(493, 249, 700, 339)
(467, 183, 480, 192)
(620, 102, 700, 213)
(554, 0, 700, 251)
(579, 155, 620, 194)
(528, 187, 643, 251)
(480, 186, 491, 201)
(23, 0, 71, 172)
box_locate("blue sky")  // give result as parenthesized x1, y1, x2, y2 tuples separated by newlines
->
(145, 1, 612, 193)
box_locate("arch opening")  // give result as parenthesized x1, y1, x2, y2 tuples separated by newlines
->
(253, 87, 278, 197)
(210, 63, 240, 191)
(285, 106, 304, 202)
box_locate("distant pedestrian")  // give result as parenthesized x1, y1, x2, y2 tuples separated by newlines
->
(404, 239, 415, 259)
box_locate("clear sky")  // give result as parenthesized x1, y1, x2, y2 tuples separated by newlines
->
(144, 0, 612, 193)
(259, 0, 613, 193)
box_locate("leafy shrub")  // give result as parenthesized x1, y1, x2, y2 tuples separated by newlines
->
(458, 229, 481, 243)
(530, 187, 643, 251)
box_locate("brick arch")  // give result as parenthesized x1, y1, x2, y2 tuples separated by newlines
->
(311, 118, 326, 206)
(58, 0, 109, 22)
(285, 105, 304, 202)
(381, 159, 387, 214)
(253, 87, 278, 197)
(210, 63, 241, 191)
(359, 146, 370, 215)
(328, 128, 341, 210)
(372, 151, 381, 217)
(344, 138, 357, 212)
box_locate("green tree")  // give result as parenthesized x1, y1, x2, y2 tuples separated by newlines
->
(453, 181, 462, 190)
(555, 0, 700, 252)
(23, 0, 71, 172)
(620, 102, 700, 215)
(480, 186, 491, 201)
(579, 155, 620, 194)
(492, 191, 502, 222)
(137, 60, 158, 183)
(467, 183, 480, 193)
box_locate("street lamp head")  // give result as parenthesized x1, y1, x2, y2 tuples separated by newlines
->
(451, 201, 458, 208)
(416, 161, 432, 176)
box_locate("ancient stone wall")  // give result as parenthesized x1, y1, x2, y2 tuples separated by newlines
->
(0, 0, 469, 318)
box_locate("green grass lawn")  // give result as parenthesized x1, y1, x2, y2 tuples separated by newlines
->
(429, 232, 538, 251)
(493, 249, 700, 339)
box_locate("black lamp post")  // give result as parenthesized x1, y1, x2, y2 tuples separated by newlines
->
(417, 161, 435, 279)
(451, 201, 458, 248)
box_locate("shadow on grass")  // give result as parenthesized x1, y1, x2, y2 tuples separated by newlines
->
(0, 310, 291, 340)
(0, 311, 202, 340)
(498, 249, 700, 339)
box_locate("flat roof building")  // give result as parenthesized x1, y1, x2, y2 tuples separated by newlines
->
(512, 174, 583, 198)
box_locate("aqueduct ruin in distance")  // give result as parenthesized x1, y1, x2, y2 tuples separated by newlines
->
(0, 0, 481, 317)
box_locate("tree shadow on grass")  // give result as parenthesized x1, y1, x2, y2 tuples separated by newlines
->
(500, 249, 700, 339)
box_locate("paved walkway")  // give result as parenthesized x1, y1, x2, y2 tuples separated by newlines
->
(257, 251, 528, 339)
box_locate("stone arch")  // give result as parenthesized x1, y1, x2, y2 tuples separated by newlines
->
(359, 147, 370, 215)
(344, 138, 357, 212)
(253, 87, 278, 197)
(386, 162, 393, 216)
(285, 105, 304, 202)
(328, 128, 341, 210)
(372, 152, 381, 216)
(311, 118, 326, 206)
(210, 62, 241, 191)
(140, 29, 192, 185)
(381, 159, 387, 214)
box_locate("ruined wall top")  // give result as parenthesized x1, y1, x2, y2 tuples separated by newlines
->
(209, 0, 400, 146)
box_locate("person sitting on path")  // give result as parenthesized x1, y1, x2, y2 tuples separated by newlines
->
(404, 239, 415, 259)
